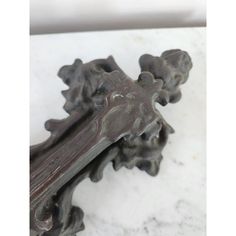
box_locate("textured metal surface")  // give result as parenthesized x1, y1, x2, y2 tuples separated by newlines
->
(30, 49, 192, 236)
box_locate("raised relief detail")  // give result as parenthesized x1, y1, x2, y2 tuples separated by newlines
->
(30, 50, 192, 236)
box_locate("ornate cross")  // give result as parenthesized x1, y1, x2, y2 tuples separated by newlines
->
(30, 49, 192, 236)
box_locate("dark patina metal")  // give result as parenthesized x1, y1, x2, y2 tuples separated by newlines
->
(30, 49, 192, 236)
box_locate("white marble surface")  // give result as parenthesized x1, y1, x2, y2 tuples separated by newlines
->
(30, 27, 206, 236)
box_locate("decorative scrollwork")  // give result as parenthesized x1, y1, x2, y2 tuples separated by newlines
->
(30, 50, 192, 236)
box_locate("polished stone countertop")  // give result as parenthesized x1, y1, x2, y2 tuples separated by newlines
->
(30, 27, 206, 236)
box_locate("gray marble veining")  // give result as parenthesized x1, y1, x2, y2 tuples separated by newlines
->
(30, 27, 206, 236)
